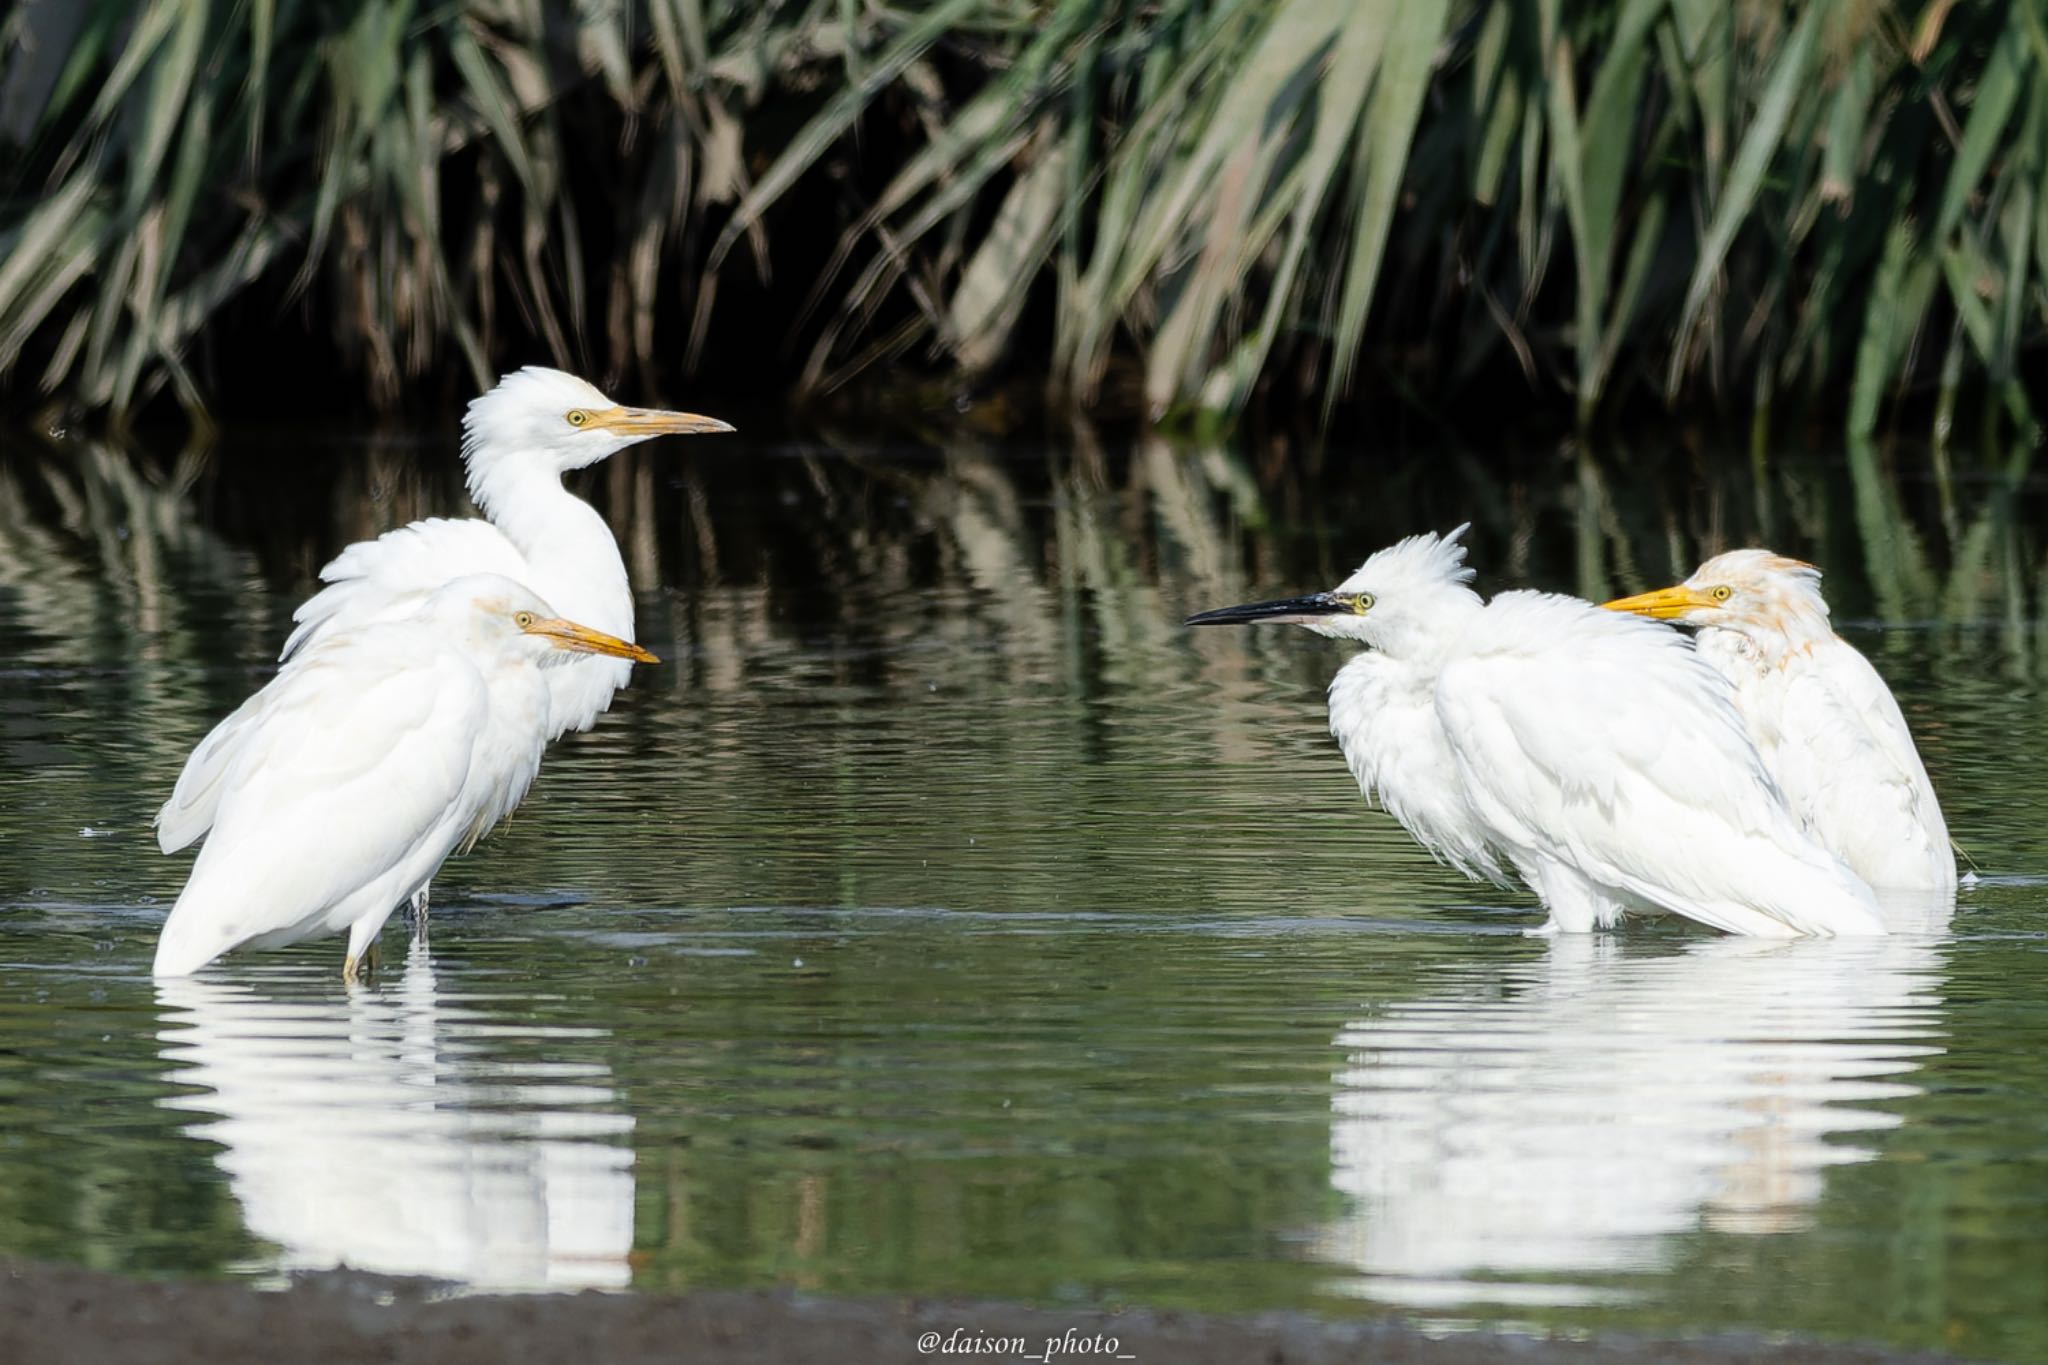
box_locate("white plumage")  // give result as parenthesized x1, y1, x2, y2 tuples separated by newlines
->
(1602, 550, 1955, 893)
(152, 574, 656, 978)
(1188, 527, 1885, 937)
(155, 367, 730, 880)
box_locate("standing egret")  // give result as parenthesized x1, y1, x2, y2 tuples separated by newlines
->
(1601, 550, 1954, 892)
(1186, 528, 1885, 937)
(152, 574, 658, 980)
(155, 367, 729, 924)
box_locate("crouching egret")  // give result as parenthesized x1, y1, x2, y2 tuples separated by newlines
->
(155, 367, 730, 927)
(152, 574, 658, 980)
(1601, 550, 1955, 892)
(1186, 528, 1885, 937)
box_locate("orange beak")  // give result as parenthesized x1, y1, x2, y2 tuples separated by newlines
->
(522, 616, 660, 664)
(1599, 585, 1719, 619)
(585, 406, 734, 438)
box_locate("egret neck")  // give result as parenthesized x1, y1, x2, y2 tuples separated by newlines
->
(464, 458, 634, 641)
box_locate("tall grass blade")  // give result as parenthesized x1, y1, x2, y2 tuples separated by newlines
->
(1668, 0, 1824, 395)
(1326, 0, 1448, 411)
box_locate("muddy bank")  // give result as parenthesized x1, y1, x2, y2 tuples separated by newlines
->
(0, 1259, 1979, 1365)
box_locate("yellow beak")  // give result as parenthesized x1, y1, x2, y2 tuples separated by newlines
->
(585, 406, 735, 438)
(522, 617, 661, 664)
(1599, 584, 1719, 619)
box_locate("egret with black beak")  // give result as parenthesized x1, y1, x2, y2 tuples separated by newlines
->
(1186, 529, 1884, 937)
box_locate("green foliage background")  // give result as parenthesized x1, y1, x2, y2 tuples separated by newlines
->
(1, 0, 2043, 432)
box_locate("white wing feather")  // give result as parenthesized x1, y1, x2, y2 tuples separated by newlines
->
(156, 685, 273, 853)
(1699, 628, 1954, 891)
(154, 634, 485, 972)
(288, 507, 630, 740)
(1435, 593, 1884, 937)
(281, 518, 533, 660)
(155, 517, 536, 853)
(1329, 652, 1509, 885)
(1773, 637, 1954, 890)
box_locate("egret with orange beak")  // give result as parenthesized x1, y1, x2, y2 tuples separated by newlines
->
(153, 575, 660, 979)
(157, 368, 730, 928)
(1602, 550, 1954, 893)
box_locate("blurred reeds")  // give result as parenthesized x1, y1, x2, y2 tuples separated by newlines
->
(0, 1, 2043, 434)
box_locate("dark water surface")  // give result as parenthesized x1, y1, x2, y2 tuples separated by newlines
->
(2, 427, 2046, 1359)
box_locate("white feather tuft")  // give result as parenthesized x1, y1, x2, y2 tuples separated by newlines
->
(1337, 524, 1475, 597)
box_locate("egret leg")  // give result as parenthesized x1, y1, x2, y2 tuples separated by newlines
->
(1524, 859, 1625, 934)
(342, 917, 386, 984)
(408, 884, 432, 943)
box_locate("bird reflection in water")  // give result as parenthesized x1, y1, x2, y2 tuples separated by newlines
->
(153, 940, 635, 1290)
(1317, 895, 1951, 1310)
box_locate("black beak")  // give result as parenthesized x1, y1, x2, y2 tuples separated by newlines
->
(1184, 593, 1349, 627)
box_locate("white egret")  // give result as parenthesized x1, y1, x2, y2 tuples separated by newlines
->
(155, 366, 729, 924)
(152, 574, 658, 980)
(1186, 528, 1885, 937)
(1602, 550, 1955, 892)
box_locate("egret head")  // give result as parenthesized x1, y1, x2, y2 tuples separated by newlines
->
(429, 574, 660, 667)
(1601, 549, 1830, 641)
(1185, 526, 1483, 655)
(462, 366, 734, 489)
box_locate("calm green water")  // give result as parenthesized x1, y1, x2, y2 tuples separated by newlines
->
(2, 428, 2046, 1359)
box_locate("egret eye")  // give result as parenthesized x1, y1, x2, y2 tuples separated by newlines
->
(566, 409, 589, 427)
(1710, 585, 1733, 602)
(1352, 593, 1375, 614)
(514, 611, 537, 629)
